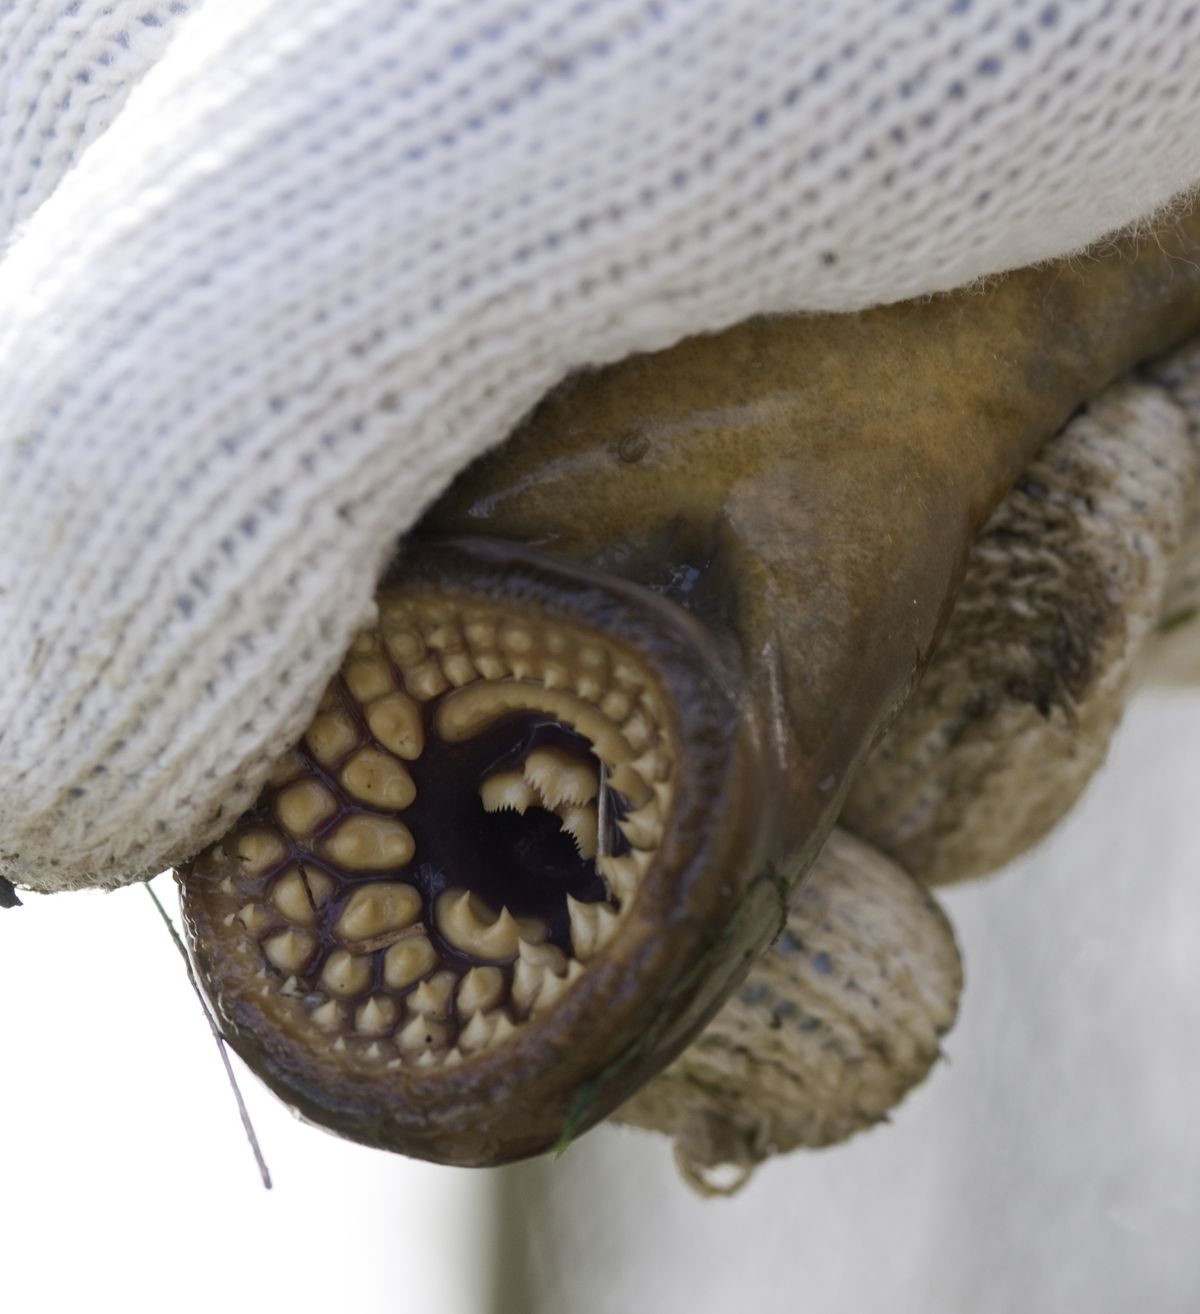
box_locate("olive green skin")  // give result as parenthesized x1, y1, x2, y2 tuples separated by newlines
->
(425, 207, 1200, 884)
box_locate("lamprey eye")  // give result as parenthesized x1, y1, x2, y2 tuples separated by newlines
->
(179, 538, 784, 1166)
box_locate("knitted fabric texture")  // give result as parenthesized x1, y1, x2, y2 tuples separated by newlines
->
(3, 0, 1200, 891)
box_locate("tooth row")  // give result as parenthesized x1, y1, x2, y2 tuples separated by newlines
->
(436, 888, 547, 960)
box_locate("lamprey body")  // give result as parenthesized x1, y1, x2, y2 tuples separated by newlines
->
(178, 205, 1200, 1168)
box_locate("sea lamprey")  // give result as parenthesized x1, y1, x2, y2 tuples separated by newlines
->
(178, 203, 1200, 1170)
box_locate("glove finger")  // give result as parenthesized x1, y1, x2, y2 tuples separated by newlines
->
(843, 377, 1197, 886)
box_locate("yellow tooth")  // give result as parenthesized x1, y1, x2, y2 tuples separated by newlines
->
(275, 778, 339, 838)
(320, 948, 373, 999)
(436, 683, 635, 771)
(263, 928, 316, 974)
(475, 653, 507, 679)
(355, 995, 397, 1035)
(382, 934, 437, 989)
(517, 939, 567, 972)
(236, 902, 271, 934)
(653, 780, 674, 814)
(334, 882, 421, 943)
(441, 651, 478, 687)
(597, 854, 639, 902)
(605, 763, 655, 808)
(533, 967, 575, 1014)
(558, 803, 599, 860)
(403, 660, 449, 702)
(479, 771, 539, 815)
(575, 673, 604, 701)
(233, 829, 286, 876)
(630, 748, 667, 785)
(435, 889, 546, 961)
(500, 624, 535, 656)
(265, 750, 307, 787)
(617, 802, 661, 851)
(348, 630, 380, 657)
(409, 970, 456, 1016)
(270, 866, 335, 926)
(304, 710, 360, 766)
(566, 896, 620, 961)
(542, 661, 570, 689)
(343, 656, 396, 704)
(523, 746, 599, 808)
(321, 815, 414, 871)
(600, 689, 633, 721)
(612, 658, 643, 691)
(511, 958, 545, 1014)
(382, 624, 425, 666)
(365, 691, 424, 760)
(457, 966, 505, 1015)
(492, 1014, 517, 1045)
(310, 999, 343, 1031)
(340, 748, 416, 810)
(459, 1010, 497, 1053)
(464, 618, 496, 649)
(397, 1013, 448, 1055)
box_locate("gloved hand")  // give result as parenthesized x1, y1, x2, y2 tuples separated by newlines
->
(4, 0, 1200, 893)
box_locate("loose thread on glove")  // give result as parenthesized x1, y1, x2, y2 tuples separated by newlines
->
(143, 880, 272, 1191)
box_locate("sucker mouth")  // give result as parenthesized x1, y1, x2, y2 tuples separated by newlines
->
(179, 538, 765, 1163)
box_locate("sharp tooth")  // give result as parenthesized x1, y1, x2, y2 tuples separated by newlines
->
(630, 748, 666, 785)
(441, 652, 478, 687)
(459, 1011, 494, 1052)
(623, 710, 653, 752)
(618, 802, 660, 850)
(236, 902, 271, 933)
(653, 780, 674, 813)
(322, 815, 414, 871)
(443, 1047, 464, 1068)
(364, 1042, 383, 1060)
(566, 959, 585, 983)
(409, 970, 456, 1016)
(542, 662, 570, 690)
(576, 673, 604, 701)
(475, 654, 507, 679)
(567, 897, 619, 961)
(365, 690, 424, 759)
(219, 877, 236, 896)
(597, 854, 638, 902)
(517, 939, 567, 973)
(382, 933, 437, 989)
(533, 968, 573, 1013)
(280, 975, 303, 997)
(397, 1013, 448, 1054)
(558, 803, 598, 860)
(436, 889, 545, 960)
(403, 660, 449, 702)
(263, 928, 316, 974)
(511, 958, 545, 1015)
(334, 882, 422, 943)
(524, 747, 600, 808)
(606, 763, 655, 808)
(479, 771, 539, 815)
(355, 996, 397, 1035)
(311, 1000, 343, 1031)
(415, 1049, 439, 1068)
(320, 948, 373, 999)
(457, 966, 505, 1015)
(492, 1013, 517, 1045)
(600, 689, 633, 721)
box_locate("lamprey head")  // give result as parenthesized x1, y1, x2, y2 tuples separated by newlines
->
(178, 538, 784, 1165)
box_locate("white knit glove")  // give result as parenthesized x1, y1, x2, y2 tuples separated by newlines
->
(3, 0, 1200, 893)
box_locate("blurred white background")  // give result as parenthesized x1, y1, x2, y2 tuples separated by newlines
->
(4, 690, 1199, 1313)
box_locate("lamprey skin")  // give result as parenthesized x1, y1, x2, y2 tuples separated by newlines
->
(180, 539, 784, 1166)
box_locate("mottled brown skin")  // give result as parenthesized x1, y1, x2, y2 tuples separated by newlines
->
(182, 207, 1200, 1167)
